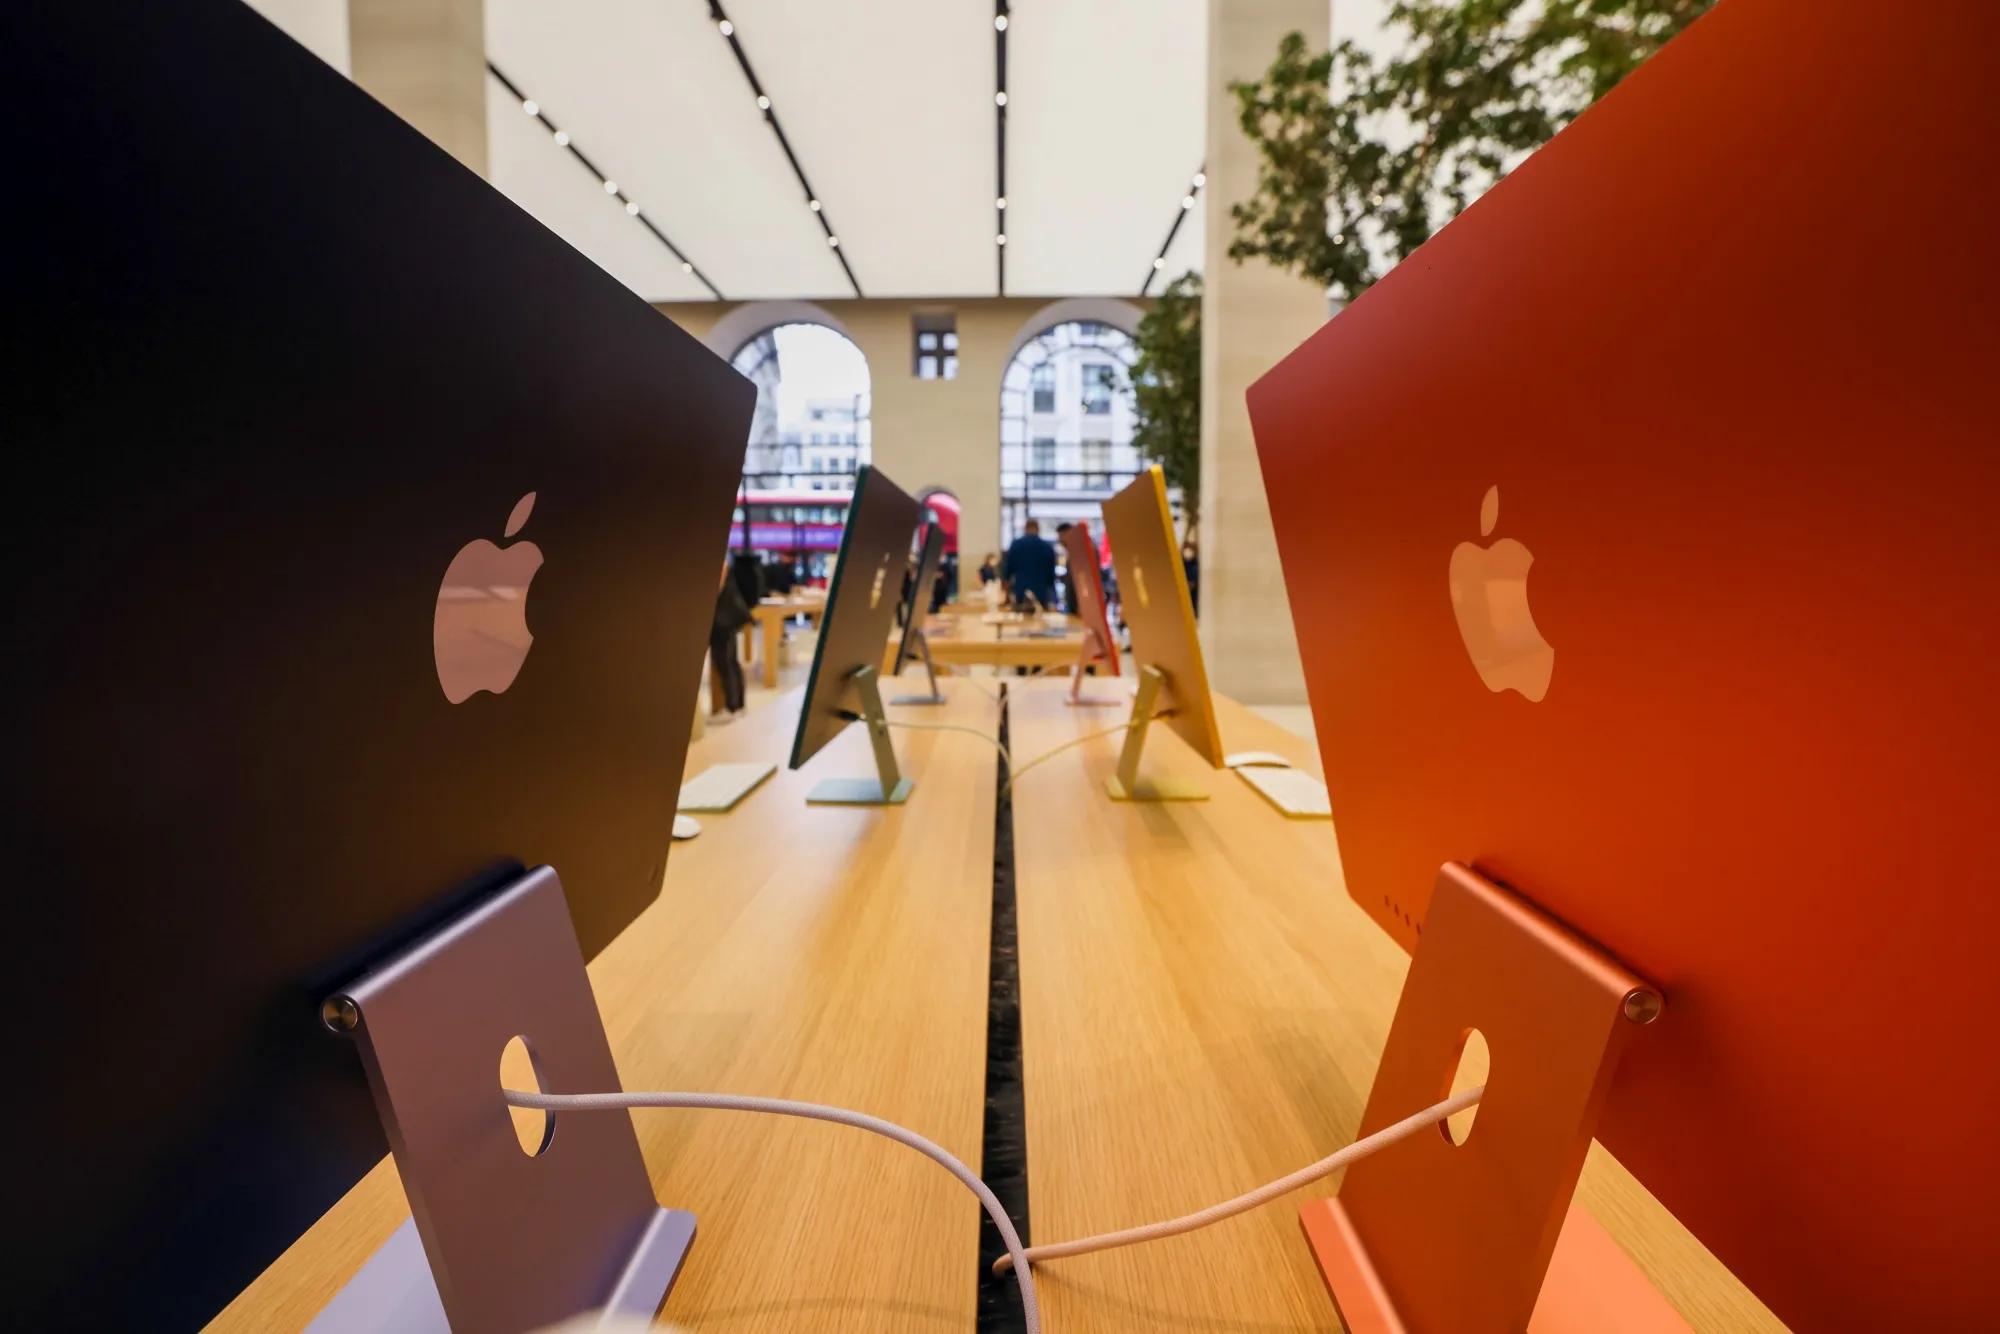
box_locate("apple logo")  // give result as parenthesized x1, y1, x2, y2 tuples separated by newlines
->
(869, 555, 891, 609)
(433, 492, 544, 704)
(1448, 485, 1554, 702)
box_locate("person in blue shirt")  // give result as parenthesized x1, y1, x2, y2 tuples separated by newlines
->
(1003, 518, 1058, 612)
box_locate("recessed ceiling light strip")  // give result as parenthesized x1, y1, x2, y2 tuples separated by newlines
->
(1139, 165, 1205, 297)
(706, 2, 863, 297)
(486, 62, 723, 298)
(995, 1, 1010, 296)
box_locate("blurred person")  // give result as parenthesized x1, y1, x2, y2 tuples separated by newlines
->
(710, 552, 750, 720)
(764, 555, 796, 595)
(1003, 518, 1057, 613)
(1054, 521, 1077, 614)
(730, 550, 765, 606)
(933, 552, 958, 612)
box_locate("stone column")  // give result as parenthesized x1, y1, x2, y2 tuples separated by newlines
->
(348, 0, 488, 178)
(1198, 0, 1329, 705)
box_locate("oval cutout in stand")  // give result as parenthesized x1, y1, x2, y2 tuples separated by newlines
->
(500, 1033, 555, 1156)
(1441, 1027, 1489, 1146)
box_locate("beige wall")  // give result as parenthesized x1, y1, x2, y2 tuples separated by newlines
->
(241, 0, 351, 74)
(349, 0, 487, 177)
(1198, 0, 1329, 705)
(656, 297, 1147, 588)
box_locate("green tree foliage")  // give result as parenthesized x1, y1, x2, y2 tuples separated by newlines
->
(1228, 0, 1714, 299)
(1128, 272, 1204, 536)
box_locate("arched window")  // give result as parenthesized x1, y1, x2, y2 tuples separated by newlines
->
(727, 323, 871, 580)
(998, 321, 1140, 545)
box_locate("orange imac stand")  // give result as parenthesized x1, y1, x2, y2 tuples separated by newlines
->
(1300, 864, 1690, 1334)
(1065, 622, 1120, 706)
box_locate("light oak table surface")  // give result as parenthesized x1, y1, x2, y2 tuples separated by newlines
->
(211, 681, 1003, 1333)
(742, 597, 826, 689)
(1002, 678, 1787, 1334)
(883, 616, 1092, 677)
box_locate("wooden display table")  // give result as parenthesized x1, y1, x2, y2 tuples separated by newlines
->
(1003, 678, 1786, 1334)
(881, 614, 1095, 678)
(742, 595, 826, 689)
(212, 682, 1002, 1333)
(202, 677, 1782, 1333)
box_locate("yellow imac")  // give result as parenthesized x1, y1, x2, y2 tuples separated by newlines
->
(1098, 467, 1224, 800)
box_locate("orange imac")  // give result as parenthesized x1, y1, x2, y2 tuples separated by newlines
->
(1249, 0, 2000, 1329)
(1097, 467, 1223, 799)
(1057, 518, 1120, 705)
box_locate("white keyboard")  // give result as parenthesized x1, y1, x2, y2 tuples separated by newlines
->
(1235, 764, 1332, 819)
(678, 761, 776, 813)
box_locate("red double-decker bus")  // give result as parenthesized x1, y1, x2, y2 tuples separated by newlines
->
(729, 488, 850, 562)
(729, 486, 960, 576)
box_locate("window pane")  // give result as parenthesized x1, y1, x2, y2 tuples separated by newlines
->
(942, 355, 958, 380)
(918, 332, 938, 351)
(1030, 438, 1056, 487)
(1082, 365, 1114, 415)
(942, 332, 959, 351)
(919, 356, 938, 380)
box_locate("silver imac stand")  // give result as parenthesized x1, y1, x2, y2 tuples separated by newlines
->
(889, 627, 944, 706)
(806, 664, 914, 805)
(308, 866, 694, 1334)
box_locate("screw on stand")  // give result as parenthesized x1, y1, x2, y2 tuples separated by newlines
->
(1621, 989, 1664, 1025)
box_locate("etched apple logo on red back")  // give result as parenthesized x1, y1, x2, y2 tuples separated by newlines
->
(1448, 485, 1555, 702)
(434, 492, 545, 704)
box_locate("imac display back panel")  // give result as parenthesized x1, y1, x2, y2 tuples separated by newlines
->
(1100, 469, 1222, 767)
(893, 523, 947, 675)
(1060, 520, 1120, 673)
(2, 3, 754, 1326)
(1248, 0, 2000, 1327)
(789, 466, 925, 770)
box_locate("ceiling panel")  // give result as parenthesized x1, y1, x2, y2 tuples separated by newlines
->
(1004, 0, 1206, 297)
(487, 0, 849, 300)
(485, 79, 712, 303)
(245, 0, 1220, 301)
(730, 0, 996, 298)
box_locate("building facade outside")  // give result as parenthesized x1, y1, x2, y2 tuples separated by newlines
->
(998, 320, 1142, 545)
(789, 396, 866, 490)
(729, 325, 871, 493)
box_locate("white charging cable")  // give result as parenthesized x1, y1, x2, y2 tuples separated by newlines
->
(508, 1083, 1482, 1330)
(504, 1088, 1042, 1332)
(881, 719, 1011, 771)
(1002, 712, 1173, 793)
(992, 1084, 1483, 1275)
